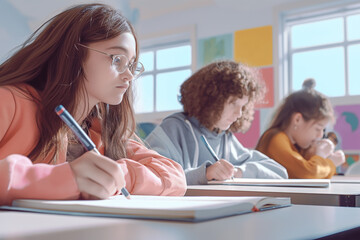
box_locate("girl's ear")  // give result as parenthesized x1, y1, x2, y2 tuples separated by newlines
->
(292, 112, 303, 126)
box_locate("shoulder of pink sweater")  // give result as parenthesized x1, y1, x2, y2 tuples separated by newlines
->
(0, 88, 16, 139)
(0, 84, 40, 100)
(0, 84, 40, 135)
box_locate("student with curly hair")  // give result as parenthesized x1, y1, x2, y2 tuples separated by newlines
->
(0, 3, 186, 206)
(145, 61, 288, 185)
(256, 79, 345, 179)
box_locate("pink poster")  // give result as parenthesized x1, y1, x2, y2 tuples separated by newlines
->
(334, 105, 360, 150)
(255, 67, 274, 108)
(234, 110, 260, 149)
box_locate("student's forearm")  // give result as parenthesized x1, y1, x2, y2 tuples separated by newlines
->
(0, 154, 80, 206)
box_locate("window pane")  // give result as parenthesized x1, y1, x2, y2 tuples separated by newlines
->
(139, 51, 154, 72)
(291, 18, 344, 49)
(347, 14, 360, 41)
(133, 75, 154, 113)
(292, 47, 345, 97)
(156, 70, 191, 111)
(348, 44, 360, 95)
(156, 45, 191, 70)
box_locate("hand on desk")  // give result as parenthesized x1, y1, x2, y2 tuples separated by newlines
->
(69, 151, 125, 200)
(206, 159, 243, 180)
(328, 150, 345, 167)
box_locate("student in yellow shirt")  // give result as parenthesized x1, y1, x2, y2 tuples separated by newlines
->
(256, 79, 345, 179)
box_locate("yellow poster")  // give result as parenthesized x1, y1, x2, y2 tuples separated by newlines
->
(234, 25, 272, 66)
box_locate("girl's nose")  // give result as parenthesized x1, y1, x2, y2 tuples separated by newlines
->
(122, 68, 133, 82)
(317, 130, 324, 140)
(235, 108, 242, 118)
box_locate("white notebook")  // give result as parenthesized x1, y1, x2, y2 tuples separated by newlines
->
(2, 195, 291, 222)
(208, 178, 330, 188)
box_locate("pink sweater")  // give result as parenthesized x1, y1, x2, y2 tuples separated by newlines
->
(0, 85, 186, 205)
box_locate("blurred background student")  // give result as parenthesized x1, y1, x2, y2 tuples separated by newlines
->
(256, 79, 345, 179)
(146, 60, 288, 185)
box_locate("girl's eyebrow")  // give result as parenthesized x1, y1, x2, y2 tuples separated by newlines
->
(106, 46, 136, 61)
(106, 46, 128, 52)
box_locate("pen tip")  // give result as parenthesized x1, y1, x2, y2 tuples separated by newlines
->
(121, 187, 131, 200)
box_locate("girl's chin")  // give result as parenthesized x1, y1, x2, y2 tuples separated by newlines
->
(104, 95, 124, 105)
(301, 143, 312, 149)
(218, 126, 231, 131)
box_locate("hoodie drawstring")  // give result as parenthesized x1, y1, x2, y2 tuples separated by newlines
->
(185, 119, 199, 168)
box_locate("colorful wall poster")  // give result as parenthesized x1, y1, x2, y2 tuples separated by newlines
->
(234, 110, 260, 149)
(337, 154, 360, 174)
(197, 33, 233, 69)
(234, 25, 272, 67)
(255, 67, 274, 108)
(334, 104, 360, 150)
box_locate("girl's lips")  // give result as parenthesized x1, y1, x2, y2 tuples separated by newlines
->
(116, 84, 129, 89)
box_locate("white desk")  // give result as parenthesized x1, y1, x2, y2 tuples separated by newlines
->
(186, 183, 360, 207)
(331, 175, 360, 183)
(1, 205, 360, 240)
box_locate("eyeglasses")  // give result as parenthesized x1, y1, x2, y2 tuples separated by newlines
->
(78, 43, 144, 79)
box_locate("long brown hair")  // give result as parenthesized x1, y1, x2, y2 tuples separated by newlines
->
(256, 78, 334, 152)
(180, 60, 265, 133)
(0, 3, 139, 162)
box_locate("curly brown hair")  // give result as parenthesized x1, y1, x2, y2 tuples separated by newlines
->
(180, 60, 265, 133)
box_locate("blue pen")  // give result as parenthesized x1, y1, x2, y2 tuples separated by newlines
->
(201, 134, 235, 180)
(55, 105, 131, 199)
(200, 135, 220, 161)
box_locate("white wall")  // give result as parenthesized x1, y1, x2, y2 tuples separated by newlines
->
(1, 0, 342, 60)
(134, 0, 302, 39)
(0, 0, 124, 62)
(1, 0, 353, 105)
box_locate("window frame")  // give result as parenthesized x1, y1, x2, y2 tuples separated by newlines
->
(275, 0, 360, 106)
(135, 25, 197, 123)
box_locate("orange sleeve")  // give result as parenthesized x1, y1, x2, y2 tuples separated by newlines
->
(265, 132, 336, 179)
(0, 154, 80, 206)
(116, 140, 187, 196)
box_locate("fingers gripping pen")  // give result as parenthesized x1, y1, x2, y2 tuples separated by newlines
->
(55, 105, 131, 199)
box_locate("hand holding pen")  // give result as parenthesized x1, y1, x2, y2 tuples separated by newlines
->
(200, 135, 238, 181)
(55, 105, 131, 200)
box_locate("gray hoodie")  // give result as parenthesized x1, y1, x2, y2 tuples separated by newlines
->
(145, 112, 288, 185)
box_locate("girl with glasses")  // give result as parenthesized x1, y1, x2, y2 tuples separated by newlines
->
(0, 3, 186, 206)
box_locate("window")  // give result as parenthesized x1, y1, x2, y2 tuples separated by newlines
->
(134, 43, 192, 115)
(281, 3, 360, 102)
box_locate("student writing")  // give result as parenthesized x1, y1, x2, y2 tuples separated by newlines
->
(256, 79, 345, 179)
(0, 3, 186, 206)
(145, 60, 288, 185)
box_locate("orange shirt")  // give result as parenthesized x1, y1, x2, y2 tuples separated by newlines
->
(257, 131, 336, 179)
(0, 85, 186, 205)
